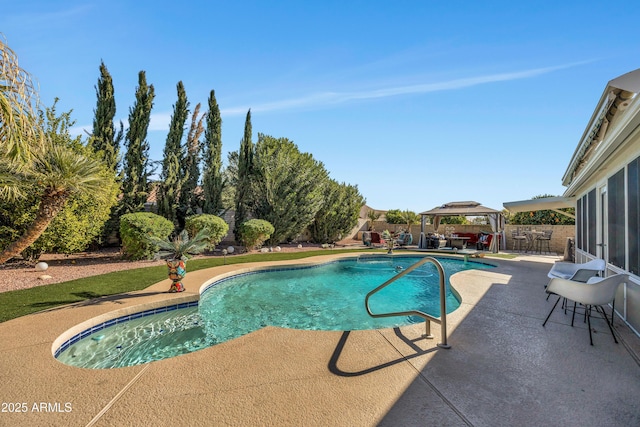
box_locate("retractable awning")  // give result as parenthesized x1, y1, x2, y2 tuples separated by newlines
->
(502, 196, 575, 218)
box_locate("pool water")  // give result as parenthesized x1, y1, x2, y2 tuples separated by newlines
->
(56, 256, 491, 368)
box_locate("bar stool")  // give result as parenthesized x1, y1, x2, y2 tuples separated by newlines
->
(537, 229, 553, 254)
(511, 229, 527, 252)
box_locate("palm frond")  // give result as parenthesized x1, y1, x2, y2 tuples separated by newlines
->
(148, 228, 212, 260)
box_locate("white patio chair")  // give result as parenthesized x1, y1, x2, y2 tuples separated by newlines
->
(547, 258, 606, 282)
(542, 273, 628, 345)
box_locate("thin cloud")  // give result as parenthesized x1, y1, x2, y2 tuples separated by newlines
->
(223, 62, 591, 115)
(70, 62, 591, 134)
(1, 5, 92, 28)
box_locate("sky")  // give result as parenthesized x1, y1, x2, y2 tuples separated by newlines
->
(3, 1, 640, 214)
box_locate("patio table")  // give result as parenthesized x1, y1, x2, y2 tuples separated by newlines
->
(447, 236, 470, 249)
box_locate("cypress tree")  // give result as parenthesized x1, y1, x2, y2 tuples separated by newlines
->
(90, 61, 122, 172)
(121, 71, 155, 215)
(179, 102, 205, 222)
(234, 109, 253, 242)
(157, 81, 189, 226)
(202, 89, 224, 215)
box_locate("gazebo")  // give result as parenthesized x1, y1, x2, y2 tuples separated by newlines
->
(418, 201, 505, 253)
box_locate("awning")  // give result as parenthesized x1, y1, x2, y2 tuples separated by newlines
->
(502, 196, 575, 218)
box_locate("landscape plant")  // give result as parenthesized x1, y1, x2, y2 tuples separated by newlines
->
(119, 212, 174, 260)
(384, 209, 405, 224)
(185, 214, 229, 250)
(310, 179, 364, 243)
(234, 110, 254, 242)
(252, 134, 328, 245)
(147, 228, 211, 292)
(239, 219, 274, 250)
(366, 209, 381, 230)
(120, 70, 155, 215)
(179, 102, 205, 223)
(202, 89, 225, 215)
(0, 104, 117, 264)
(401, 210, 421, 233)
(157, 81, 189, 227)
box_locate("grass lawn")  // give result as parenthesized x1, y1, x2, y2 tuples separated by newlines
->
(0, 249, 370, 323)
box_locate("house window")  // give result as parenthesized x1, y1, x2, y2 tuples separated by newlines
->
(587, 189, 597, 256)
(608, 169, 625, 269)
(629, 157, 640, 275)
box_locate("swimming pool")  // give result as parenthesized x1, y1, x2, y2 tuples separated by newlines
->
(55, 255, 492, 368)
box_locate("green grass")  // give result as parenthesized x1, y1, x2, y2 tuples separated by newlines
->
(0, 248, 371, 323)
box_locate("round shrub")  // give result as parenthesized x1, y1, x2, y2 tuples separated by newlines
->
(185, 214, 229, 250)
(239, 219, 274, 250)
(120, 212, 174, 260)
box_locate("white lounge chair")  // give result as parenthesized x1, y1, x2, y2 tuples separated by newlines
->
(542, 273, 628, 345)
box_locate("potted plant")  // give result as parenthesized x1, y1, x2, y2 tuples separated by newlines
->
(149, 228, 211, 292)
(381, 229, 397, 254)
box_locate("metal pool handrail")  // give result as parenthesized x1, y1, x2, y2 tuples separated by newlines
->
(364, 256, 450, 349)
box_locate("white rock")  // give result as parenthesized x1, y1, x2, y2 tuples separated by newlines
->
(35, 261, 48, 271)
(38, 275, 53, 280)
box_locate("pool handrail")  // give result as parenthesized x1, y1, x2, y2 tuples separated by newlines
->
(364, 256, 450, 349)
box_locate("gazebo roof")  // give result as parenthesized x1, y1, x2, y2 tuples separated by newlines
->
(419, 201, 501, 217)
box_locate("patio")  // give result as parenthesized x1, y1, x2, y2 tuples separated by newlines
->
(0, 251, 639, 426)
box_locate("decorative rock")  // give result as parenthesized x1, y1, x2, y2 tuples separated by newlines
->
(297, 244, 303, 249)
(227, 246, 235, 254)
(35, 261, 48, 271)
(38, 275, 53, 280)
(275, 246, 281, 252)
(260, 248, 269, 253)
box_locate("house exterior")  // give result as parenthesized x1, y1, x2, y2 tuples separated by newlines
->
(507, 69, 640, 337)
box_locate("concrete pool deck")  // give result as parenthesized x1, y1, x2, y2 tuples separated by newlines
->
(1, 251, 639, 426)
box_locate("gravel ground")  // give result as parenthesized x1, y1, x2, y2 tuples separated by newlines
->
(0, 242, 362, 293)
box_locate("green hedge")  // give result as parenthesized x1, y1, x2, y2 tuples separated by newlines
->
(239, 219, 274, 250)
(185, 214, 229, 250)
(120, 212, 174, 260)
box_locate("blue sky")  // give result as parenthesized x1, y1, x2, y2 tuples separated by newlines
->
(3, 1, 640, 213)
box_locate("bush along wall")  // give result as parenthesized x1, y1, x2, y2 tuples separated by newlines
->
(120, 212, 174, 260)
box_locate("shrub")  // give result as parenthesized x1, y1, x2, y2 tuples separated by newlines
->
(120, 212, 174, 260)
(239, 219, 274, 250)
(184, 214, 229, 250)
(0, 180, 118, 261)
(384, 209, 405, 224)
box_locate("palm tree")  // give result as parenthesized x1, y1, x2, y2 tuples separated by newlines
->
(366, 209, 380, 231)
(0, 143, 110, 263)
(0, 35, 43, 198)
(1, 38, 114, 264)
(401, 210, 421, 234)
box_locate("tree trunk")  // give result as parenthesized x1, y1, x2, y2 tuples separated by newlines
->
(0, 191, 69, 264)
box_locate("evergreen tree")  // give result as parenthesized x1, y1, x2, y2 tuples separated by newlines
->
(90, 61, 122, 172)
(310, 180, 365, 244)
(121, 71, 155, 215)
(179, 102, 204, 222)
(234, 109, 253, 241)
(157, 81, 189, 226)
(252, 134, 328, 245)
(202, 89, 225, 215)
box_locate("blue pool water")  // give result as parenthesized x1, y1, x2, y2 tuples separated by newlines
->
(56, 255, 491, 368)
